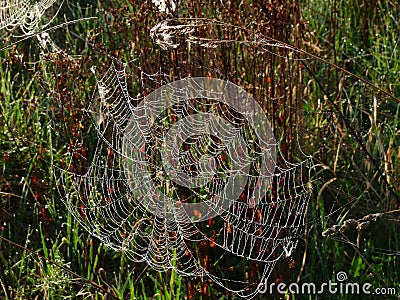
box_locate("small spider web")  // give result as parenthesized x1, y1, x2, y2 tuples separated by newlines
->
(0, 0, 57, 37)
(56, 57, 312, 298)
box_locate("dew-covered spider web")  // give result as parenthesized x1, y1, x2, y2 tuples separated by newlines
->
(57, 19, 312, 299)
(58, 63, 312, 298)
(0, 0, 57, 36)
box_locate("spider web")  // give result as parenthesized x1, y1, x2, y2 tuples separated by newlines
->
(57, 57, 312, 298)
(0, 0, 57, 36)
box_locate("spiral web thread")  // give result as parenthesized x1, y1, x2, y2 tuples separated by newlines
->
(0, 0, 56, 36)
(58, 59, 312, 298)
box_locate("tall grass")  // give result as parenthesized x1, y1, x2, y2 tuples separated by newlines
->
(300, 0, 400, 298)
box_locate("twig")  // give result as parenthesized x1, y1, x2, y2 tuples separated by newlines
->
(322, 209, 400, 237)
(150, 18, 400, 103)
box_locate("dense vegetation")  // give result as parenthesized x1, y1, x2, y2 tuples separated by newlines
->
(1, 0, 399, 299)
